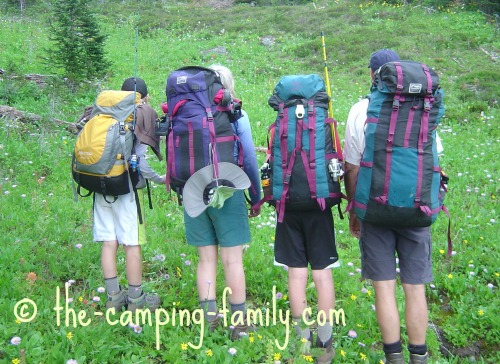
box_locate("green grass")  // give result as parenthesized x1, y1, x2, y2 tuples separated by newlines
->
(0, 1, 499, 363)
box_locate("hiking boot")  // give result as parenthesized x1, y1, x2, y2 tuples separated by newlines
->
(207, 315, 221, 332)
(316, 336, 335, 364)
(409, 352, 428, 364)
(299, 334, 313, 355)
(230, 322, 256, 341)
(106, 290, 127, 312)
(383, 352, 404, 364)
(127, 292, 161, 312)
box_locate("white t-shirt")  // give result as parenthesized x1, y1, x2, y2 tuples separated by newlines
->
(343, 97, 444, 166)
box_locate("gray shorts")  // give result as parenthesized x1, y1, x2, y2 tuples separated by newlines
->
(359, 221, 433, 284)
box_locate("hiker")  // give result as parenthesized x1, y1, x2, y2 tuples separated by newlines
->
(263, 74, 341, 364)
(92, 77, 165, 312)
(179, 64, 261, 339)
(344, 49, 442, 364)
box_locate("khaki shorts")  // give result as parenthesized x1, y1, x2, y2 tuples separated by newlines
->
(93, 191, 146, 246)
(359, 221, 433, 284)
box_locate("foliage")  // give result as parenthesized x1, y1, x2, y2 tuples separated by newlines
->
(47, 0, 111, 82)
(0, 1, 499, 363)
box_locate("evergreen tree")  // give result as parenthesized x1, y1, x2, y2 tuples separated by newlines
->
(48, 0, 111, 81)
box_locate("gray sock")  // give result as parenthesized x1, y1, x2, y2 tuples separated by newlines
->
(104, 276, 120, 295)
(230, 302, 246, 314)
(128, 284, 143, 299)
(317, 321, 332, 344)
(292, 316, 311, 340)
(200, 299, 218, 321)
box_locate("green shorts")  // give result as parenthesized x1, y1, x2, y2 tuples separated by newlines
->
(183, 190, 251, 247)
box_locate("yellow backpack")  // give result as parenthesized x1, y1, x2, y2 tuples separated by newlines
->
(72, 90, 141, 202)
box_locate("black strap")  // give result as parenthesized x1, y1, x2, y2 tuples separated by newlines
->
(146, 179, 153, 210)
(133, 188, 144, 225)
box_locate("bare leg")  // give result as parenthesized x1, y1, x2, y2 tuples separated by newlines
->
(311, 269, 335, 314)
(123, 245, 142, 286)
(373, 280, 401, 344)
(288, 267, 309, 318)
(402, 283, 428, 345)
(197, 245, 219, 301)
(220, 245, 245, 304)
(101, 240, 119, 279)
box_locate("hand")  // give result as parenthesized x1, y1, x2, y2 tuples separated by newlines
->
(161, 174, 167, 184)
(349, 212, 360, 239)
(249, 206, 261, 218)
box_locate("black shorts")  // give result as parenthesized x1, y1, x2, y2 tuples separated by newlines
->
(274, 209, 338, 270)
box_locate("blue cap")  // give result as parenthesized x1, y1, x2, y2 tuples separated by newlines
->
(369, 49, 401, 72)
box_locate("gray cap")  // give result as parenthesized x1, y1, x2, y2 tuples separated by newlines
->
(183, 162, 251, 218)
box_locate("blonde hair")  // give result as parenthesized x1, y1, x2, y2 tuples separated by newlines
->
(209, 64, 236, 98)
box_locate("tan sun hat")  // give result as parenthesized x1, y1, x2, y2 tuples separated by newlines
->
(182, 162, 251, 218)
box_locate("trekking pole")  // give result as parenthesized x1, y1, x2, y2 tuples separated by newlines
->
(321, 32, 341, 156)
(133, 24, 139, 127)
(321, 31, 334, 119)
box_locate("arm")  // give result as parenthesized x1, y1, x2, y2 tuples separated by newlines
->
(344, 162, 360, 238)
(136, 143, 165, 185)
(343, 98, 368, 238)
(234, 111, 262, 217)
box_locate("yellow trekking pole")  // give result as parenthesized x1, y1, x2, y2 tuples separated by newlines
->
(321, 32, 342, 158)
(321, 31, 334, 119)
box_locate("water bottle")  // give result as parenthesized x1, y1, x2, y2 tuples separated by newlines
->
(260, 163, 272, 196)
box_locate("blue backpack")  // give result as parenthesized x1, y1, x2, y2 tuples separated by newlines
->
(354, 61, 449, 232)
(164, 66, 243, 203)
(261, 74, 344, 222)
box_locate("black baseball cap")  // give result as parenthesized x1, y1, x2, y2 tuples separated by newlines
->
(121, 77, 148, 98)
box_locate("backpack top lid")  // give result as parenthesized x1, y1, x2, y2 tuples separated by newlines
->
(273, 74, 326, 100)
(89, 90, 141, 123)
(374, 60, 440, 96)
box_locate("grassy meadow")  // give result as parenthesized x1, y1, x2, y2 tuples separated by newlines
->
(0, 1, 499, 363)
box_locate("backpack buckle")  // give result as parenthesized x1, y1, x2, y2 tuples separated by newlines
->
(392, 99, 400, 110)
(295, 104, 305, 119)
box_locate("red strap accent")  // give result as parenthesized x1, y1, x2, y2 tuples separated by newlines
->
(172, 100, 188, 117)
(188, 122, 195, 175)
(308, 100, 317, 197)
(166, 131, 174, 192)
(404, 104, 417, 148)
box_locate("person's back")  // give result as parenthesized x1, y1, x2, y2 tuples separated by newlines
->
(178, 64, 261, 340)
(344, 49, 435, 364)
(93, 77, 165, 313)
(266, 74, 339, 364)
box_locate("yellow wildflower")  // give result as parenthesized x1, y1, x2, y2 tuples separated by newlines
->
(12, 359, 20, 364)
(360, 352, 367, 360)
(181, 343, 188, 350)
(249, 335, 255, 343)
(66, 332, 73, 340)
(350, 294, 357, 301)
(448, 274, 453, 279)
(478, 309, 484, 316)
(282, 294, 288, 300)
(495, 272, 499, 277)
(78, 296, 83, 302)
(205, 349, 213, 357)
(340, 349, 346, 357)
(257, 334, 263, 340)
(273, 353, 281, 361)
(439, 249, 445, 254)
(302, 355, 314, 362)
